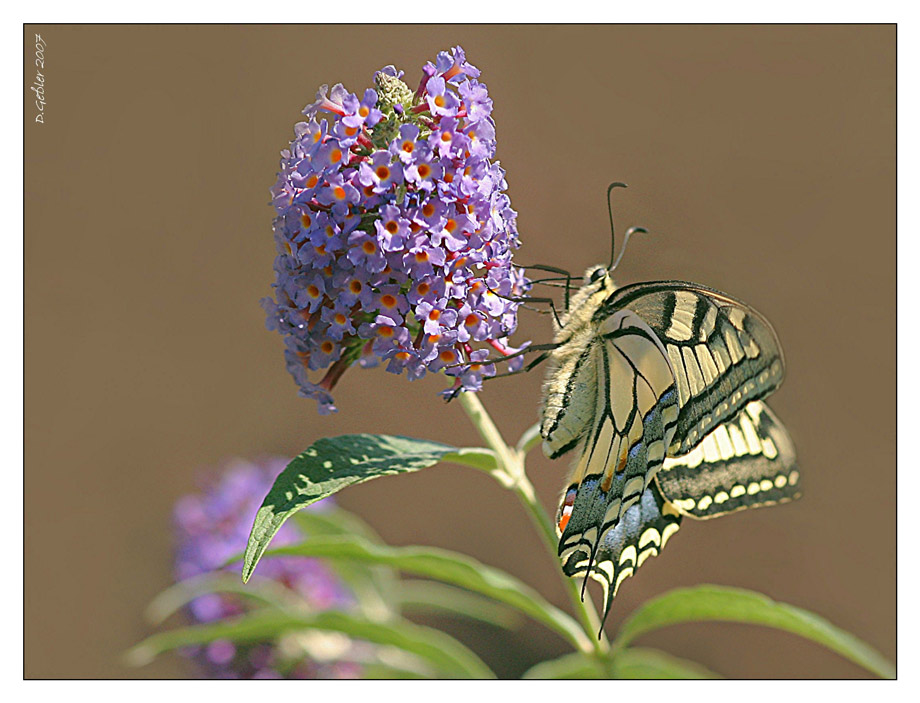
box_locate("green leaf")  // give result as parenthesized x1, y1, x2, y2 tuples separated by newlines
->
(612, 585, 895, 679)
(125, 609, 494, 679)
(357, 663, 430, 679)
(515, 421, 542, 455)
(291, 508, 398, 621)
(290, 505, 386, 543)
(522, 647, 720, 679)
(442, 447, 499, 473)
(523, 652, 606, 679)
(144, 572, 305, 625)
(611, 647, 720, 679)
(243, 434, 463, 584)
(264, 535, 592, 653)
(396, 580, 524, 630)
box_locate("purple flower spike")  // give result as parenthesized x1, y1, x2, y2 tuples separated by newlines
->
(172, 458, 366, 677)
(264, 47, 531, 413)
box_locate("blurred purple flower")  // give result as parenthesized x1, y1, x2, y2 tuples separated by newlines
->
(173, 458, 363, 678)
(264, 46, 531, 413)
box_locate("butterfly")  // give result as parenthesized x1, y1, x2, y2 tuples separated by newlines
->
(533, 185, 800, 633)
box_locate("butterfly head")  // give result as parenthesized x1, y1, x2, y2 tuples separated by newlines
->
(581, 265, 616, 303)
(551, 265, 617, 334)
(585, 265, 610, 286)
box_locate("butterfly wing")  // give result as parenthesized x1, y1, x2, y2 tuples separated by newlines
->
(656, 400, 801, 518)
(544, 280, 791, 628)
(560, 482, 682, 634)
(552, 310, 680, 592)
(608, 281, 785, 456)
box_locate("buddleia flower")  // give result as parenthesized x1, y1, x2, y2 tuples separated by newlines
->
(172, 458, 365, 678)
(263, 46, 531, 414)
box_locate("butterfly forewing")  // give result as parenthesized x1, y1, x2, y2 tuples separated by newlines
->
(656, 400, 800, 518)
(608, 282, 785, 455)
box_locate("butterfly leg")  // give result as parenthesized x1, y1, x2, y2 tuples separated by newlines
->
(482, 350, 552, 382)
(517, 263, 576, 311)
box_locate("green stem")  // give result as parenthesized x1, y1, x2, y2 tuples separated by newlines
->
(457, 393, 610, 657)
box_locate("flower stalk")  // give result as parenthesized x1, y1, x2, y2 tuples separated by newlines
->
(457, 392, 610, 657)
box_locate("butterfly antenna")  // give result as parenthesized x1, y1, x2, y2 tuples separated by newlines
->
(606, 182, 628, 270)
(610, 226, 648, 272)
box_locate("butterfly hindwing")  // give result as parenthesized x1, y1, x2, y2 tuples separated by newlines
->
(608, 281, 785, 455)
(560, 483, 682, 631)
(656, 400, 801, 518)
(555, 310, 679, 572)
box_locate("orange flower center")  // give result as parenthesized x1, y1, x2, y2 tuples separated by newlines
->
(464, 314, 479, 327)
(417, 282, 430, 295)
(434, 95, 445, 108)
(376, 165, 391, 180)
(362, 241, 377, 254)
(330, 148, 343, 164)
(307, 285, 321, 298)
(334, 313, 347, 325)
(321, 341, 334, 353)
(349, 280, 363, 294)
(402, 141, 414, 153)
(359, 106, 369, 117)
(385, 220, 399, 234)
(415, 251, 429, 263)
(301, 213, 312, 228)
(306, 175, 319, 189)
(440, 131, 452, 142)
(418, 164, 431, 179)
(378, 325, 394, 338)
(381, 294, 397, 308)
(422, 202, 435, 217)
(429, 309, 441, 321)
(333, 186, 346, 200)
(445, 219, 458, 233)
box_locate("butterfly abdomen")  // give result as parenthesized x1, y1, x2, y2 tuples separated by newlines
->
(541, 329, 599, 459)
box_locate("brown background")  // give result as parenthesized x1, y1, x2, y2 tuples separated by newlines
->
(24, 25, 895, 679)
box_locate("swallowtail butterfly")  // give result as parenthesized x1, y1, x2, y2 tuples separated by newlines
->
(537, 186, 800, 633)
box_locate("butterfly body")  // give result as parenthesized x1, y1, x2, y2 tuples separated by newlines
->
(540, 266, 799, 629)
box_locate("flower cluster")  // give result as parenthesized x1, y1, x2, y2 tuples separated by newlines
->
(263, 46, 531, 414)
(173, 458, 362, 678)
